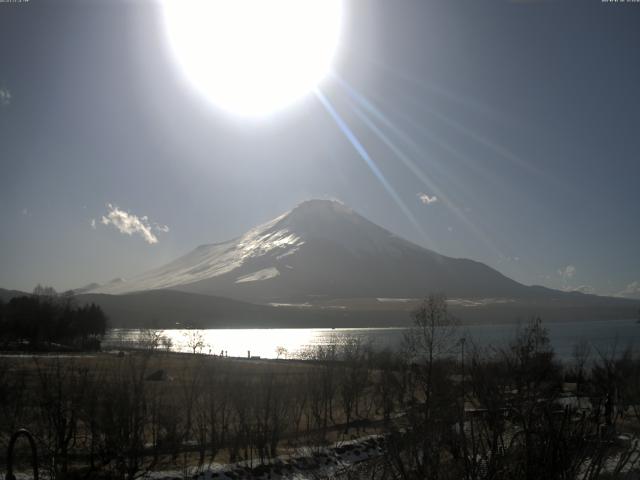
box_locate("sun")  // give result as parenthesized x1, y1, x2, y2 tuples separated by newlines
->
(162, 0, 343, 117)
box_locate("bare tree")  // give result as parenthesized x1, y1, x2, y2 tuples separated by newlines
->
(0, 358, 27, 452)
(185, 330, 205, 354)
(94, 354, 153, 479)
(403, 293, 459, 417)
(137, 329, 162, 351)
(338, 338, 369, 433)
(160, 335, 173, 352)
(33, 357, 89, 478)
(384, 293, 460, 480)
(372, 349, 401, 424)
(571, 338, 592, 402)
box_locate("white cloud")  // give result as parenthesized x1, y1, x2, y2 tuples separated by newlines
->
(100, 204, 168, 245)
(0, 87, 11, 107)
(617, 281, 640, 299)
(563, 285, 596, 295)
(418, 193, 438, 205)
(557, 265, 576, 280)
(557, 265, 578, 290)
(556, 265, 596, 295)
(90, 219, 97, 229)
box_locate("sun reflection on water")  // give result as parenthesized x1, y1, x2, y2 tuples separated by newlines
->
(103, 319, 640, 361)
(105, 328, 399, 359)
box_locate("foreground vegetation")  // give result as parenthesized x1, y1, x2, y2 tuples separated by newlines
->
(0, 294, 639, 479)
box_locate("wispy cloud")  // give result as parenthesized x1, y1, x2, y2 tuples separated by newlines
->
(557, 265, 576, 281)
(557, 264, 577, 290)
(90, 219, 97, 229)
(556, 265, 593, 293)
(616, 281, 640, 299)
(563, 285, 596, 295)
(418, 193, 438, 205)
(100, 204, 168, 245)
(0, 87, 11, 107)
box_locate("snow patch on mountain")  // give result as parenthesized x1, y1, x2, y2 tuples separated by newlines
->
(236, 267, 280, 283)
(89, 210, 303, 294)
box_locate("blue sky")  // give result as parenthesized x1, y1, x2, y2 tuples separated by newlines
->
(1, 0, 639, 297)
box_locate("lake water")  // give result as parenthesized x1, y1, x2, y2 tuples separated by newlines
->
(104, 318, 640, 361)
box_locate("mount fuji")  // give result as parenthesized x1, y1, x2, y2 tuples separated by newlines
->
(89, 199, 557, 302)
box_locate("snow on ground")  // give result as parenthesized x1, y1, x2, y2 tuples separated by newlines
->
(268, 302, 313, 308)
(447, 298, 515, 307)
(146, 435, 385, 480)
(376, 298, 417, 303)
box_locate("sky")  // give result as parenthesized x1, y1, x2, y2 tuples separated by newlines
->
(1, 0, 639, 297)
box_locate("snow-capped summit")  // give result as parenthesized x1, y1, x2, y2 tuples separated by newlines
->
(269, 199, 405, 257)
(89, 199, 531, 302)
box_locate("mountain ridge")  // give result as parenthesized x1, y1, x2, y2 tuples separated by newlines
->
(88, 199, 533, 301)
(1, 286, 637, 328)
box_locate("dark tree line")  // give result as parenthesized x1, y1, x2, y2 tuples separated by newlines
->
(0, 285, 107, 350)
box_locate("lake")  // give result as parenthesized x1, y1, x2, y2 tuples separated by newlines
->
(103, 318, 640, 361)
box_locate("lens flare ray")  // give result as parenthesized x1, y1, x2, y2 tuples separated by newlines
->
(315, 88, 434, 247)
(335, 75, 504, 191)
(336, 85, 505, 261)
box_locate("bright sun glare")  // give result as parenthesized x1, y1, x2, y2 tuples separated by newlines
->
(162, 0, 343, 117)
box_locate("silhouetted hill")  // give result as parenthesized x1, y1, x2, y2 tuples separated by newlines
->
(0, 288, 28, 302)
(75, 289, 639, 328)
(76, 290, 409, 328)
